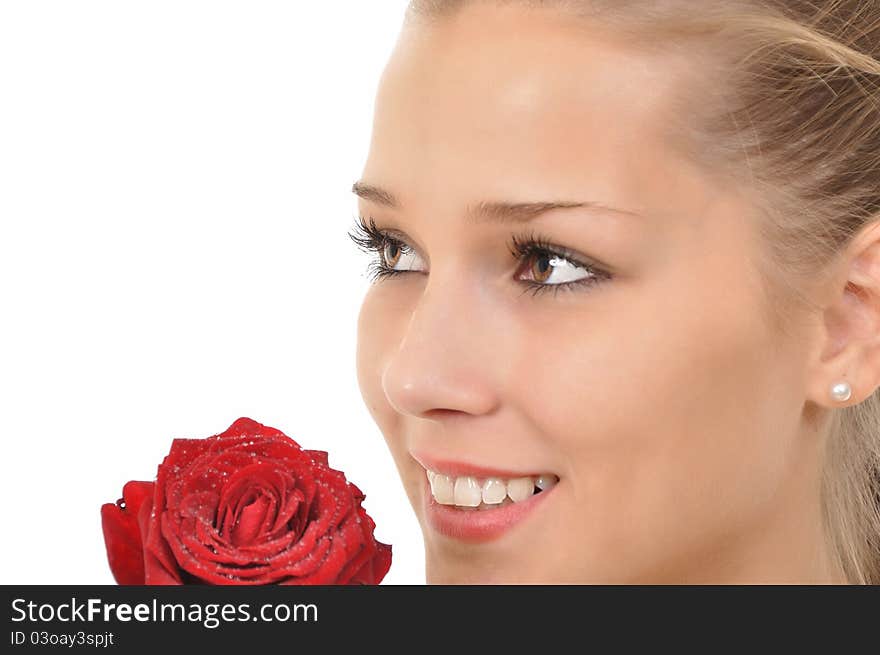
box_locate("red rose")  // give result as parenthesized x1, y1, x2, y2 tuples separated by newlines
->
(100, 417, 391, 584)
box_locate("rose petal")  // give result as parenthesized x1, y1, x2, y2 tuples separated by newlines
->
(335, 503, 381, 584)
(231, 494, 272, 546)
(279, 535, 350, 585)
(348, 541, 393, 585)
(336, 489, 392, 584)
(306, 449, 329, 468)
(348, 481, 365, 501)
(100, 480, 154, 585)
(213, 417, 300, 449)
(141, 462, 184, 584)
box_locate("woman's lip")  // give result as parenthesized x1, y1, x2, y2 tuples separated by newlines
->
(410, 451, 555, 479)
(421, 471, 558, 543)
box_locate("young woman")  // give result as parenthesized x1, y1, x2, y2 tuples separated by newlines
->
(349, 0, 880, 584)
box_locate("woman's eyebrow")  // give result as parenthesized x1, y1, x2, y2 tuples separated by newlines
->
(351, 181, 643, 224)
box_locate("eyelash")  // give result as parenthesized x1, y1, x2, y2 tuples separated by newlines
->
(347, 214, 612, 298)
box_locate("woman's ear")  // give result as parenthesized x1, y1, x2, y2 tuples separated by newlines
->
(806, 220, 880, 407)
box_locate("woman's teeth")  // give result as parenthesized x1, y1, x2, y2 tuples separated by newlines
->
(426, 469, 559, 510)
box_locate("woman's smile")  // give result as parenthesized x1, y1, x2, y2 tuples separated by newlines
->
(419, 462, 562, 544)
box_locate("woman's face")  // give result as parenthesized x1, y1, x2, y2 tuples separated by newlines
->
(354, 4, 822, 583)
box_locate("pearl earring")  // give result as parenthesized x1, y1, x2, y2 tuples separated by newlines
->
(830, 381, 852, 402)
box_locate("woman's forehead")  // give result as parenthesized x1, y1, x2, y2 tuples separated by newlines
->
(367, 7, 699, 202)
(385, 6, 684, 123)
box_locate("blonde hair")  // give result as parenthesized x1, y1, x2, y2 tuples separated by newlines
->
(406, 0, 880, 583)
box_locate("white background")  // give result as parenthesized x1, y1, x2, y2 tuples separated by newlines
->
(0, 0, 424, 584)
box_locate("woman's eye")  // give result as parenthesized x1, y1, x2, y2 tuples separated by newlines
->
(518, 251, 596, 286)
(508, 232, 612, 297)
(381, 239, 424, 273)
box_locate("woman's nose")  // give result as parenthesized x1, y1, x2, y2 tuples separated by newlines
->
(380, 277, 501, 421)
